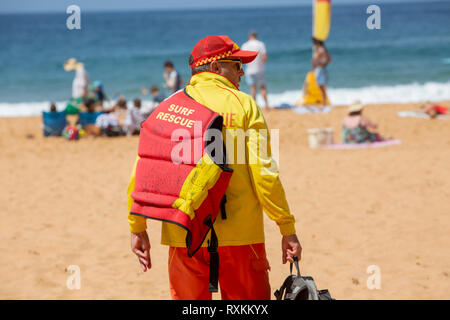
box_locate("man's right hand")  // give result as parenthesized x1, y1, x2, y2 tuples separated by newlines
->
(131, 231, 151, 272)
(281, 234, 302, 264)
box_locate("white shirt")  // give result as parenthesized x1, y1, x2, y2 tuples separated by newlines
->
(95, 113, 119, 129)
(72, 65, 89, 99)
(241, 39, 267, 74)
(124, 107, 145, 128)
(164, 70, 182, 92)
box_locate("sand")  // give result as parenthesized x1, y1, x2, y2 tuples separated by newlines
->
(1, 101, 449, 299)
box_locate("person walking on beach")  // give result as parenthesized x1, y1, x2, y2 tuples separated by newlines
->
(64, 58, 90, 100)
(241, 31, 269, 108)
(127, 35, 302, 300)
(312, 38, 331, 106)
(163, 60, 183, 94)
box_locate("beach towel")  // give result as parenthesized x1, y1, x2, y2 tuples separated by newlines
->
(42, 111, 67, 136)
(274, 103, 295, 109)
(294, 105, 333, 114)
(79, 111, 102, 127)
(322, 139, 402, 149)
(397, 111, 449, 119)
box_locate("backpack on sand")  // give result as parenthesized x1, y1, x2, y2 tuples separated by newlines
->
(274, 257, 334, 300)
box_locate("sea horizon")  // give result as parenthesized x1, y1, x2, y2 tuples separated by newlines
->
(1, 0, 449, 116)
(0, 0, 443, 14)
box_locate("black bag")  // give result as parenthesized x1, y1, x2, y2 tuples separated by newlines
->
(274, 257, 334, 300)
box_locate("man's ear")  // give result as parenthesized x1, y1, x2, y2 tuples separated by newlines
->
(210, 61, 220, 73)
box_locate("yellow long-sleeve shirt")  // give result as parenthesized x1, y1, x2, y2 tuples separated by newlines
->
(127, 71, 296, 246)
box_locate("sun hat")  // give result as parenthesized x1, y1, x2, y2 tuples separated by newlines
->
(64, 58, 83, 71)
(189, 35, 258, 70)
(347, 101, 363, 114)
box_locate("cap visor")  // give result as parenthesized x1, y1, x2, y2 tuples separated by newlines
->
(229, 50, 258, 64)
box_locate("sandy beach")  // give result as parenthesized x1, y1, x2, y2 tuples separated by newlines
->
(1, 101, 449, 300)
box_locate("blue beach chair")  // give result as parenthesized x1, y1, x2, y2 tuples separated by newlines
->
(79, 111, 102, 128)
(42, 111, 67, 136)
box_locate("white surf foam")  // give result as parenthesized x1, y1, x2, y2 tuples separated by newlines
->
(256, 81, 450, 107)
(0, 99, 155, 117)
(1, 81, 450, 117)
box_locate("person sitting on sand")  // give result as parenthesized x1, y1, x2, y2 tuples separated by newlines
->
(77, 98, 96, 113)
(124, 98, 146, 136)
(112, 98, 128, 127)
(49, 103, 57, 113)
(86, 99, 97, 113)
(95, 107, 123, 137)
(113, 97, 128, 112)
(342, 102, 388, 144)
(418, 101, 448, 119)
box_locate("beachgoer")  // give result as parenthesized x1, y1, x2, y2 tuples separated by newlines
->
(93, 81, 107, 105)
(418, 102, 448, 119)
(114, 98, 126, 110)
(163, 61, 183, 94)
(81, 99, 96, 113)
(127, 35, 302, 300)
(124, 98, 145, 136)
(312, 38, 331, 107)
(64, 58, 90, 100)
(342, 102, 386, 143)
(111, 98, 128, 128)
(95, 107, 122, 137)
(150, 85, 166, 104)
(241, 30, 269, 108)
(140, 85, 165, 105)
(49, 103, 57, 113)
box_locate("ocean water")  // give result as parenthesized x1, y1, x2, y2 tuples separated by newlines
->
(1, 1, 450, 116)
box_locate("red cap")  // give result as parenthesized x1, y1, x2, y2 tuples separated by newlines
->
(189, 35, 258, 70)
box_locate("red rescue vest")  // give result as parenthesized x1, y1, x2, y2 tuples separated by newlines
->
(130, 90, 233, 292)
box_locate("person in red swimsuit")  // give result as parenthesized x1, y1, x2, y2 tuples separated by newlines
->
(420, 102, 448, 119)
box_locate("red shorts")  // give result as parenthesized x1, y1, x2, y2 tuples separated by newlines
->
(168, 243, 271, 300)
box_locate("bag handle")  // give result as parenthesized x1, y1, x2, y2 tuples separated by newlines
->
(289, 256, 301, 277)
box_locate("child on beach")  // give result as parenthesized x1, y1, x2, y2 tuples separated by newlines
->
(150, 85, 166, 104)
(141, 85, 166, 105)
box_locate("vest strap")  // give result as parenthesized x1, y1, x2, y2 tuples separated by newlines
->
(205, 217, 219, 293)
(220, 195, 227, 220)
